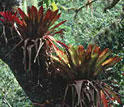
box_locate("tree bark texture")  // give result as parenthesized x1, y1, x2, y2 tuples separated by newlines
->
(0, 26, 67, 107)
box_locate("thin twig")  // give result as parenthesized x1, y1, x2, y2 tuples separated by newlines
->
(74, 0, 98, 18)
(3, 97, 12, 107)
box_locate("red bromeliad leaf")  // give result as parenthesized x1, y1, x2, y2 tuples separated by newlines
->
(77, 45, 85, 64)
(14, 16, 23, 26)
(85, 44, 92, 60)
(122, 73, 124, 76)
(0, 12, 4, 16)
(38, 6, 43, 22)
(31, 6, 38, 18)
(104, 87, 122, 104)
(44, 35, 68, 49)
(45, 36, 69, 64)
(47, 20, 67, 35)
(45, 36, 69, 63)
(56, 40, 69, 49)
(52, 29, 64, 35)
(15, 6, 66, 39)
(86, 44, 92, 53)
(101, 90, 108, 107)
(103, 83, 122, 104)
(77, 45, 85, 54)
(92, 45, 100, 54)
(18, 8, 28, 19)
(0, 11, 17, 24)
(43, 9, 52, 22)
(50, 12, 61, 26)
(0, 18, 4, 22)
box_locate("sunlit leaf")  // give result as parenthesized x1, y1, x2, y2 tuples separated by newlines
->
(51, 1, 58, 11)
(102, 56, 121, 67)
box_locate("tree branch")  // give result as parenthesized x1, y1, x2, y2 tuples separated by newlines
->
(74, 0, 98, 18)
(58, 0, 98, 18)
(104, 0, 120, 12)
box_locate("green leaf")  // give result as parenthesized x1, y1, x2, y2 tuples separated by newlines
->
(51, 1, 58, 11)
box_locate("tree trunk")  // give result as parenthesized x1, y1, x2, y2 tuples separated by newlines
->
(0, 26, 67, 106)
(0, 0, 68, 106)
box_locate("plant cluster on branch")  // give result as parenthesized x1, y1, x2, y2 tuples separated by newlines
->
(51, 44, 122, 106)
(0, 6, 66, 71)
(0, 5, 123, 106)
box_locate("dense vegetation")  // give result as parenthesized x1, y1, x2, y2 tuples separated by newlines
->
(0, 0, 123, 106)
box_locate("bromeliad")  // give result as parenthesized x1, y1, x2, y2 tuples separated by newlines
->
(0, 11, 20, 43)
(0, 6, 66, 71)
(15, 6, 66, 39)
(51, 44, 122, 107)
(14, 6, 66, 71)
(0, 11, 17, 24)
(51, 44, 121, 80)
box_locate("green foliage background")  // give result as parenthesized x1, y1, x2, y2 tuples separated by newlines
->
(0, 0, 123, 106)
(0, 60, 32, 106)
